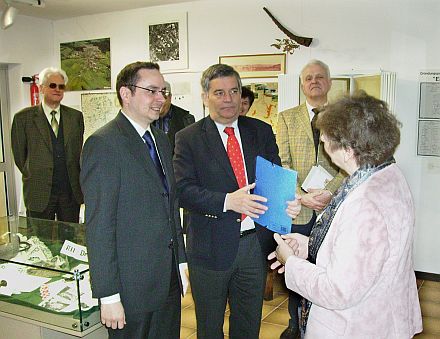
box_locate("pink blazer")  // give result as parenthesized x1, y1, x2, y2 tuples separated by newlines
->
(285, 164, 423, 338)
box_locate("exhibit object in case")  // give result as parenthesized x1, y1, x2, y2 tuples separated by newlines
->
(0, 216, 102, 337)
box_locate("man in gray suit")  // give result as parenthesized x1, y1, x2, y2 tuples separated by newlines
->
(81, 61, 186, 339)
(11, 67, 84, 223)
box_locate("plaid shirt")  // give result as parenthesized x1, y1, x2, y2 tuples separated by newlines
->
(276, 103, 346, 225)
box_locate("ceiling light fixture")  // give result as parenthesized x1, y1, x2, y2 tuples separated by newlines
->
(1, 0, 45, 30)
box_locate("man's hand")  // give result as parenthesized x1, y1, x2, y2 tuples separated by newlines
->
(286, 197, 302, 219)
(225, 183, 268, 218)
(300, 189, 332, 211)
(101, 302, 126, 329)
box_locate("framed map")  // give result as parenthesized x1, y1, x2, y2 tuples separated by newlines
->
(81, 92, 119, 140)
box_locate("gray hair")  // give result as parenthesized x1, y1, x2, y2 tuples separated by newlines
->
(39, 67, 68, 85)
(201, 64, 242, 93)
(300, 59, 330, 83)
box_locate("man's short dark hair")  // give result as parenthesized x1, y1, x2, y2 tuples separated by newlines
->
(201, 64, 242, 93)
(241, 86, 255, 107)
(116, 61, 160, 106)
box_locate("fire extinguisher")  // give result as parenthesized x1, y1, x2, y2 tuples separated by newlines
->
(30, 75, 40, 106)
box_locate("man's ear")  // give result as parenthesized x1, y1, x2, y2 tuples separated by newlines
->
(119, 86, 131, 105)
(201, 92, 208, 107)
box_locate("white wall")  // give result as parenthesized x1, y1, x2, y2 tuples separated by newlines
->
(2, 0, 439, 273)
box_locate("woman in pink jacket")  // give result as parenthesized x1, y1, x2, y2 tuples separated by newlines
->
(270, 93, 423, 338)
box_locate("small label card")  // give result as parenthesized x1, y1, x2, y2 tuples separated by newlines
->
(60, 240, 88, 262)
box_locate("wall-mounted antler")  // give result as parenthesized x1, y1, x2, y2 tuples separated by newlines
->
(263, 7, 313, 47)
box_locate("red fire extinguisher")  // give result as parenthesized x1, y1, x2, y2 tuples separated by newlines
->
(30, 74, 40, 106)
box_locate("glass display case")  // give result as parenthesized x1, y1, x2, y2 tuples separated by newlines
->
(0, 216, 101, 336)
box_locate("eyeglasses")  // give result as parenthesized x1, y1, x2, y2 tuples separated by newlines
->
(212, 88, 240, 99)
(48, 83, 66, 90)
(128, 84, 170, 98)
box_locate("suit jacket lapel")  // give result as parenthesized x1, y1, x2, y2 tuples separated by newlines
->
(202, 116, 237, 184)
(61, 105, 73, 148)
(115, 112, 165, 193)
(33, 105, 52, 151)
(151, 126, 172, 190)
(299, 103, 314, 143)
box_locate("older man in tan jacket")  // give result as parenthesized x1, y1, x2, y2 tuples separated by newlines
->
(276, 59, 345, 339)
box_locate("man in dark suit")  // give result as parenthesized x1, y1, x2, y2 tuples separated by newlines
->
(174, 64, 298, 339)
(153, 81, 195, 153)
(11, 67, 84, 223)
(81, 61, 187, 338)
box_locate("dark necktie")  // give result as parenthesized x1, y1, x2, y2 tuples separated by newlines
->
(50, 111, 59, 137)
(224, 127, 247, 220)
(142, 131, 168, 192)
(311, 108, 320, 156)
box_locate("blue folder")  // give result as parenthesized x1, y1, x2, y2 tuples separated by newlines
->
(252, 156, 297, 235)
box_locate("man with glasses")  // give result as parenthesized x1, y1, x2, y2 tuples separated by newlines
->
(11, 67, 84, 223)
(174, 64, 298, 338)
(81, 61, 187, 338)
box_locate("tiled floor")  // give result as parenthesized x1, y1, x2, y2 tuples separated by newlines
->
(180, 274, 440, 338)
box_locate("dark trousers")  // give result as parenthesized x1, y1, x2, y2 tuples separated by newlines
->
(26, 191, 80, 223)
(287, 213, 316, 329)
(26, 191, 80, 241)
(108, 263, 181, 339)
(189, 233, 266, 339)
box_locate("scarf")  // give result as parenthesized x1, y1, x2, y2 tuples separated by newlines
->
(300, 158, 395, 334)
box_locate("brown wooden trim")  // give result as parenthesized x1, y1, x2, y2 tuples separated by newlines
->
(415, 271, 440, 282)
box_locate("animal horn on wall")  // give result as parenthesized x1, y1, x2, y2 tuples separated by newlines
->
(263, 7, 313, 47)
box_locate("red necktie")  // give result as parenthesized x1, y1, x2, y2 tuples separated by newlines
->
(224, 127, 247, 220)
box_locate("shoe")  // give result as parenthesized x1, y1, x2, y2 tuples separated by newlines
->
(280, 325, 299, 339)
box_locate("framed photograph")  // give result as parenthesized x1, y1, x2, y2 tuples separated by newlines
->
(243, 82, 279, 133)
(219, 53, 286, 78)
(147, 12, 188, 70)
(60, 38, 111, 91)
(299, 77, 350, 104)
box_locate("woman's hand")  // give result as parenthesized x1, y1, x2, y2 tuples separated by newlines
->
(267, 233, 310, 273)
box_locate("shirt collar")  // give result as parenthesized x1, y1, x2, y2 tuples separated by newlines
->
(42, 100, 60, 117)
(121, 110, 152, 138)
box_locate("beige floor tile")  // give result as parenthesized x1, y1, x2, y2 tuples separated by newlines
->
(259, 322, 287, 339)
(181, 292, 194, 309)
(423, 281, 440, 289)
(422, 316, 440, 335)
(414, 333, 440, 339)
(181, 307, 197, 329)
(261, 306, 291, 326)
(263, 292, 289, 307)
(180, 326, 196, 339)
(420, 300, 440, 318)
(419, 287, 440, 304)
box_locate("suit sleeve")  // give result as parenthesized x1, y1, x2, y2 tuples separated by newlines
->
(284, 197, 389, 310)
(174, 130, 227, 215)
(81, 135, 121, 299)
(11, 114, 27, 173)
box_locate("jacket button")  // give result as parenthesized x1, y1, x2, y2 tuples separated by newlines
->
(236, 218, 241, 223)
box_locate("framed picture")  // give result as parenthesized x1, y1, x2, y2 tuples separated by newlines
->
(147, 12, 188, 70)
(219, 53, 286, 78)
(299, 77, 350, 104)
(60, 38, 111, 91)
(243, 82, 279, 133)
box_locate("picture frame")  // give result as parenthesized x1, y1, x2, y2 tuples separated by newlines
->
(219, 53, 286, 78)
(299, 77, 350, 104)
(60, 38, 111, 91)
(147, 12, 188, 70)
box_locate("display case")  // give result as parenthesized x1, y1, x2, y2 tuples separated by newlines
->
(0, 216, 101, 337)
